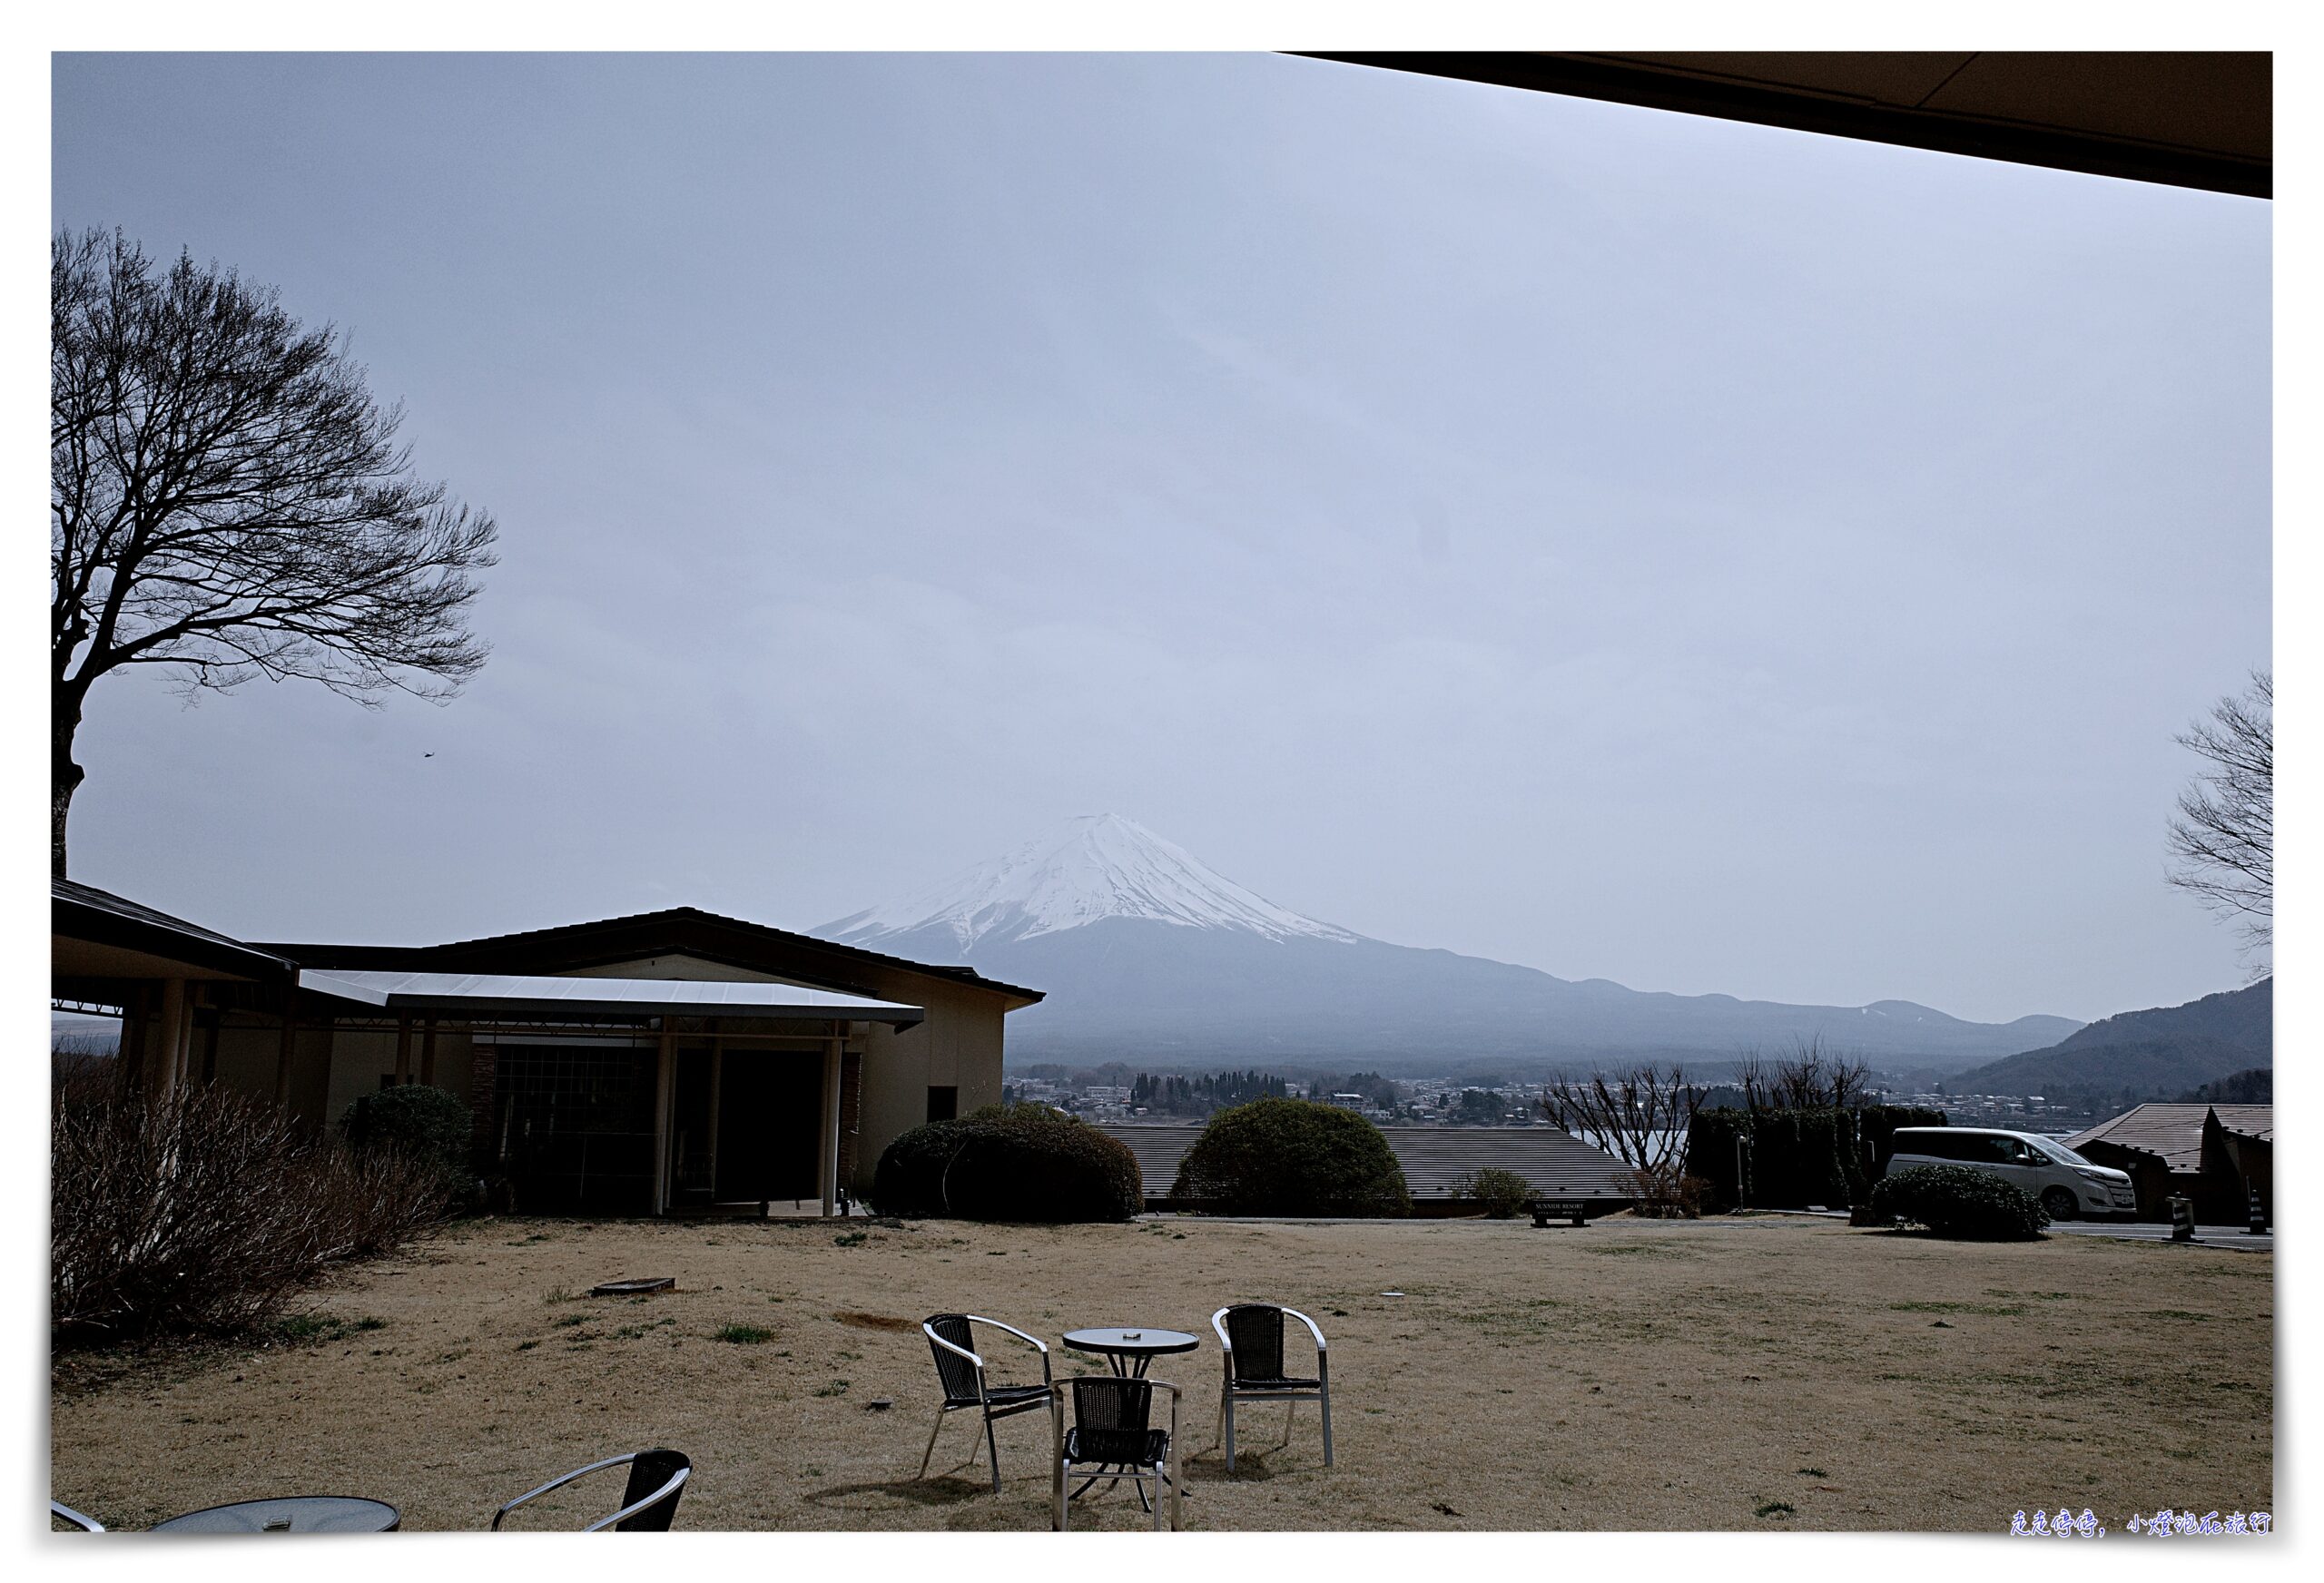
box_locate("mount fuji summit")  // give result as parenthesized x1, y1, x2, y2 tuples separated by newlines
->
(822, 813, 1362, 950)
(818, 814, 2079, 1072)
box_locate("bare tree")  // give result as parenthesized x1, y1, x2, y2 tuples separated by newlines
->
(1736, 1035, 1871, 1110)
(1539, 1065, 1700, 1174)
(51, 229, 497, 876)
(2167, 670, 2271, 968)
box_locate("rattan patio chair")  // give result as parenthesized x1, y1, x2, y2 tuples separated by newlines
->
(50, 1499, 103, 1531)
(920, 1313, 1055, 1494)
(490, 1447, 692, 1530)
(1051, 1375, 1181, 1531)
(1212, 1303, 1333, 1470)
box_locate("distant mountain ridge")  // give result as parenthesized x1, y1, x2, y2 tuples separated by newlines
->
(820, 815, 2082, 1071)
(1950, 979, 2271, 1104)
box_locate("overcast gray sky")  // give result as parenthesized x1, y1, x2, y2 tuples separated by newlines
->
(52, 52, 2270, 1025)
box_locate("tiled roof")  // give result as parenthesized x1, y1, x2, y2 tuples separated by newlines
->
(1098, 1123, 1634, 1203)
(2063, 1104, 2274, 1173)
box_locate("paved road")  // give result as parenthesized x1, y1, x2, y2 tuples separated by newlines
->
(2048, 1219, 2272, 1254)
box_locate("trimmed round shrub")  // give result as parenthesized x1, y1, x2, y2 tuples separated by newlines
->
(1454, 1166, 1535, 1219)
(1868, 1164, 2048, 1241)
(1171, 1097, 1412, 1216)
(340, 1085, 472, 1185)
(871, 1105, 1142, 1223)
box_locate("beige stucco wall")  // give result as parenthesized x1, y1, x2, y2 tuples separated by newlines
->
(212, 1018, 474, 1132)
(844, 976, 1008, 1195)
(200, 948, 1018, 1195)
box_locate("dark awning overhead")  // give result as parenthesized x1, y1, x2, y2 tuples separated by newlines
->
(52, 878, 297, 987)
(1300, 52, 2270, 199)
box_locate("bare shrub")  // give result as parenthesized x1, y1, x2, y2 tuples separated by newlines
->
(1736, 1035, 1871, 1111)
(1539, 1065, 1699, 1172)
(52, 1065, 448, 1345)
(1620, 1165, 1709, 1219)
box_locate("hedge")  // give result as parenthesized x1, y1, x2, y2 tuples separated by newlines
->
(870, 1105, 1142, 1223)
(1857, 1105, 1948, 1170)
(1683, 1106, 1754, 1212)
(1171, 1097, 1412, 1216)
(1867, 1164, 2048, 1241)
(1755, 1106, 1864, 1209)
(1682, 1103, 1938, 1213)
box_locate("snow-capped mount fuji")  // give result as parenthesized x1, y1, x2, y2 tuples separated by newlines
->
(816, 816, 2081, 1073)
(822, 813, 1361, 949)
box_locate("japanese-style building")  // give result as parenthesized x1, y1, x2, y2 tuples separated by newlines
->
(2064, 1103, 2273, 1224)
(51, 880, 1042, 1217)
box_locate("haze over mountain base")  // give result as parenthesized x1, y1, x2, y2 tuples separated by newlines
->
(822, 815, 2080, 1073)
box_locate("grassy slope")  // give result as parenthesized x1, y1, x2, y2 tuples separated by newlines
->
(52, 1214, 2271, 1532)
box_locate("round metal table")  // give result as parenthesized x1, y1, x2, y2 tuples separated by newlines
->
(150, 1497, 400, 1533)
(1061, 1328, 1200, 1511)
(1061, 1326, 1199, 1378)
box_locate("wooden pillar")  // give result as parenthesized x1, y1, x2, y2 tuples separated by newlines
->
(706, 1040, 724, 1195)
(652, 1025, 675, 1216)
(272, 986, 299, 1106)
(419, 1020, 438, 1086)
(148, 978, 187, 1101)
(168, 985, 195, 1087)
(819, 1027, 844, 1216)
(394, 1017, 412, 1086)
(199, 1006, 221, 1085)
(117, 982, 151, 1093)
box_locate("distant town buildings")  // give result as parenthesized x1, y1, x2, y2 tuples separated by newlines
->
(1000, 1067, 2122, 1136)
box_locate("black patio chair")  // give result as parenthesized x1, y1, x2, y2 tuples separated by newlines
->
(490, 1447, 692, 1530)
(51, 1499, 103, 1531)
(1051, 1375, 1181, 1531)
(1212, 1303, 1333, 1470)
(920, 1313, 1054, 1494)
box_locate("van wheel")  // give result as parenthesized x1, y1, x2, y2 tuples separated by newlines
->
(2040, 1186, 2077, 1222)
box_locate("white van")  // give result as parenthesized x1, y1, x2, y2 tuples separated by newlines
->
(1885, 1127, 2137, 1222)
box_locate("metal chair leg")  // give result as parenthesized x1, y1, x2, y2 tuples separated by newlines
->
(1224, 1394, 1236, 1470)
(1321, 1385, 1334, 1467)
(1169, 1453, 1183, 1530)
(1055, 1457, 1069, 1531)
(919, 1404, 949, 1479)
(984, 1413, 1003, 1494)
(1152, 1462, 1167, 1530)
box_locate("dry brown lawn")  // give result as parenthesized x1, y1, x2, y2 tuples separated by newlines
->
(50, 1213, 2272, 1532)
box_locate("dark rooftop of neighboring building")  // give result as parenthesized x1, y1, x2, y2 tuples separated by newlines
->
(2064, 1104, 2274, 1173)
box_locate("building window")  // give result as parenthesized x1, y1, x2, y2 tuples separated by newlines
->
(927, 1086, 958, 1123)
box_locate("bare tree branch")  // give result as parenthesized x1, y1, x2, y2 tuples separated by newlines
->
(51, 228, 497, 875)
(1737, 1035, 1870, 1111)
(1539, 1065, 1699, 1174)
(2166, 670, 2271, 970)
